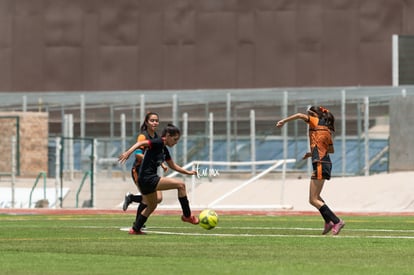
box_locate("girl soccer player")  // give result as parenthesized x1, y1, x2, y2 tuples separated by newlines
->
(122, 112, 165, 212)
(276, 106, 345, 235)
(119, 124, 199, 235)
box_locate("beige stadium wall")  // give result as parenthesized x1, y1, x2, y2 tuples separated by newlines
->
(389, 96, 414, 172)
(0, 112, 48, 177)
(1, 0, 414, 91)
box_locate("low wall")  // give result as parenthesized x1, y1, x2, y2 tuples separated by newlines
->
(0, 112, 48, 177)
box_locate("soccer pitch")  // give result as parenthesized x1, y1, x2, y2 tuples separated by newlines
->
(0, 213, 413, 275)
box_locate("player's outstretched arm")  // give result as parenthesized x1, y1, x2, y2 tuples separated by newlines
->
(118, 140, 149, 164)
(276, 113, 308, 128)
(165, 159, 197, 176)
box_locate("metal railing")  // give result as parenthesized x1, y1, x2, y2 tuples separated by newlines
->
(29, 171, 47, 208)
(163, 159, 296, 209)
(76, 170, 91, 208)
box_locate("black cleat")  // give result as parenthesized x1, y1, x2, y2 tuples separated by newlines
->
(122, 192, 133, 211)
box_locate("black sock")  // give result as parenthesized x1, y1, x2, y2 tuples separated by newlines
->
(136, 203, 147, 221)
(178, 196, 191, 217)
(131, 194, 142, 203)
(133, 214, 148, 231)
(319, 204, 340, 224)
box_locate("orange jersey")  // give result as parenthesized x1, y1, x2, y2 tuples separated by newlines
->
(134, 131, 157, 166)
(136, 133, 148, 149)
(307, 116, 333, 162)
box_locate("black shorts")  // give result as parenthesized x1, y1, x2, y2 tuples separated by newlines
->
(311, 161, 332, 180)
(138, 175, 160, 195)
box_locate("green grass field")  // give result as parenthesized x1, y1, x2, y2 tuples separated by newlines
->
(1, 212, 413, 275)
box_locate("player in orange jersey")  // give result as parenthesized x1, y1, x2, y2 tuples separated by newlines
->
(276, 106, 345, 235)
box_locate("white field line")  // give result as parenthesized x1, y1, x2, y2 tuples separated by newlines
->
(118, 226, 414, 239)
(123, 225, 414, 233)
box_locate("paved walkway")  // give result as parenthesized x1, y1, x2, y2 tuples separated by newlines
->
(1, 171, 413, 214)
(154, 171, 414, 213)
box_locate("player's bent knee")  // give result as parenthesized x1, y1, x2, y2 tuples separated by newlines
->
(309, 198, 318, 207)
(147, 204, 158, 213)
(178, 182, 186, 191)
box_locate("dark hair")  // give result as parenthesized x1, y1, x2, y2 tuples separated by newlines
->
(161, 123, 181, 137)
(308, 106, 335, 132)
(140, 112, 159, 132)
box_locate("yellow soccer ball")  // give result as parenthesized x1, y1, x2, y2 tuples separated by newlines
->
(199, 209, 219, 230)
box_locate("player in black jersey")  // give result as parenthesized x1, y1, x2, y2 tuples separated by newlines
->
(122, 112, 166, 213)
(119, 123, 199, 235)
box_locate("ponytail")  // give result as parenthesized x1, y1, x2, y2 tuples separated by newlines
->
(308, 106, 335, 132)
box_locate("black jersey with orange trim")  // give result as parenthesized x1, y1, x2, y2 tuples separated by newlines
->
(138, 138, 171, 180)
(131, 131, 159, 186)
(132, 130, 158, 168)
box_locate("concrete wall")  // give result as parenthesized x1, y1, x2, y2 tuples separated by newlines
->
(389, 96, 414, 172)
(1, 0, 414, 91)
(0, 112, 48, 177)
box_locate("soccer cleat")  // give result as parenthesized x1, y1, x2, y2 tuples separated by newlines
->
(122, 192, 133, 211)
(322, 221, 334, 235)
(128, 227, 146, 235)
(181, 215, 199, 225)
(332, 219, 345, 235)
